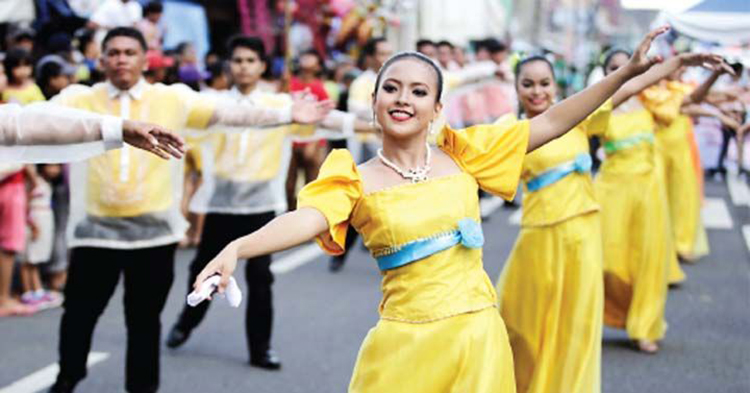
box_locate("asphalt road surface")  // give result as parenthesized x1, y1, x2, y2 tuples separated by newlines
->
(1, 179, 748, 393)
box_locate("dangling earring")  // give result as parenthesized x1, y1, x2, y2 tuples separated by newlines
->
(428, 121, 435, 135)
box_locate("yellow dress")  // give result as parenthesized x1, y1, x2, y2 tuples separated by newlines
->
(2, 83, 45, 105)
(298, 120, 531, 392)
(641, 83, 708, 262)
(592, 105, 671, 341)
(496, 102, 611, 393)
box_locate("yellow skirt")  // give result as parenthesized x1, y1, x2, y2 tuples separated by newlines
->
(595, 169, 669, 341)
(657, 134, 708, 261)
(349, 307, 516, 393)
(496, 211, 602, 393)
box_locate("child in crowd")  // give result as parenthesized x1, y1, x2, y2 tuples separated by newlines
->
(137, 1, 165, 53)
(177, 42, 204, 91)
(35, 55, 75, 99)
(21, 165, 63, 309)
(2, 48, 45, 104)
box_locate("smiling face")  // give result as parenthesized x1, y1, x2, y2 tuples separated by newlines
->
(373, 57, 442, 140)
(516, 60, 556, 117)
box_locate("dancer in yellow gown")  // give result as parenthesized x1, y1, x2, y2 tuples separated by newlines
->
(594, 50, 732, 353)
(194, 28, 667, 392)
(640, 66, 728, 262)
(495, 36, 726, 392)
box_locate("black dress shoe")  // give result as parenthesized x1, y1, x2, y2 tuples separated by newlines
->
(250, 350, 282, 370)
(329, 257, 345, 273)
(166, 326, 191, 349)
(48, 379, 77, 393)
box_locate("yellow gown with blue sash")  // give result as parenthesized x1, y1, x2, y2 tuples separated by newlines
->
(298, 120, 530, 392)
(495, 101, 611, 393)
(592, 103, 673, 342)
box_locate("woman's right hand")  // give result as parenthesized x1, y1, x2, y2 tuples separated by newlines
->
(679, 53, 735, 74)
(194, 242, 240, 294)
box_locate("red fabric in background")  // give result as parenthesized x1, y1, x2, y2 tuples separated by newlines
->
(290, 77, 329, 101)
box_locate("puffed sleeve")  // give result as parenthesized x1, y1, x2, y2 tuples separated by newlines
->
(297, 149, 363, 255)
(437, 117, 529, 200)
(639, 85, 683, 126)
(580, 98, 613, 137)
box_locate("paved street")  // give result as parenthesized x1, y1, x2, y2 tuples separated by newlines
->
(1, 180, 748, 393)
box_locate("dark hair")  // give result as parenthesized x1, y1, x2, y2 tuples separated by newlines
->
(3, 48, 34, 84)
(484, 38, 507, 54)
(226, 35, 267, 62)
(730, 62, 744, 76)
(36, 61, 64, 99)
(205, 61, 227, 85)
(602, 48, 631, 74)
(360, 37, 387, 68)
(176, 42, 194, 56)
(416, 39, 435, 50)
(296, 49, 325, 76)
(374, 51, 444, 103)
(102, 27, 147, 52)
(143, 1, 163, 16)
(74, 28, 96, 52)
(514, 55, 555, 81)
(436, 40, 454, 49)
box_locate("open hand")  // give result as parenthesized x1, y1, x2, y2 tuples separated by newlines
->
(122, 120, 185, 159)
(291, 98, 335, 124)
(679, 53, 735, 75)
(626, 25, 670, 77)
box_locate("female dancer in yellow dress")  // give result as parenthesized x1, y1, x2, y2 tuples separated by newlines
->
(595, 49, 732, 353)
(193, 28, 665, 392)
(639, 67, 728, 262)
(494, 28, 725, 392)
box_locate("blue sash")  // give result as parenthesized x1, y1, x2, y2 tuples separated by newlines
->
(375, 218, 484, 271)
(526, 153, 592, 192)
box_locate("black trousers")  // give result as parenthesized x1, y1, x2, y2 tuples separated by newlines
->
(173, 212, 275, 359)
(57, 244, 176, 393)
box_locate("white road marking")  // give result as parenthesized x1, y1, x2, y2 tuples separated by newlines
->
(508, 208, 522, 226)
(504, 198, 732, 229)
(743, 225, 750, 255)
(727, 172, 750, 207)
(271, 243, 324, 274)
(0, 352, 109, 393)
(702, 197, 734, 230)
(480, 196, 504, 219)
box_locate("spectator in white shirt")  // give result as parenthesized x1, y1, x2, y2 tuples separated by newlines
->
(87, 0, 142, 30)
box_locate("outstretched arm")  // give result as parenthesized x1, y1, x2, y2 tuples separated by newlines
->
(681, 103, 740, 130)
(194, 207, 329, 292)
(527, 26, 668, 152)
(612, 53, 731, 108)
(683, 67, 728, 106)
(0, 103, 185, 163)
(207, 96, 335, 128)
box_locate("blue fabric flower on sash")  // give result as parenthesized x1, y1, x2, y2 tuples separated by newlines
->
(375, 218, 484, 271)
(526, 153, 592, 192)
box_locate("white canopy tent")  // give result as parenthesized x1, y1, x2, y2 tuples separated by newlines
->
(654, 0, 750, 45)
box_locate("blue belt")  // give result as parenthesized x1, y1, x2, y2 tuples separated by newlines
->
(526, 153, 592, 192)
(374, 218, 484, 271)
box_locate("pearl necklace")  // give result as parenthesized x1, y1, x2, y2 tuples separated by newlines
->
(377, 143, 432, 183)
